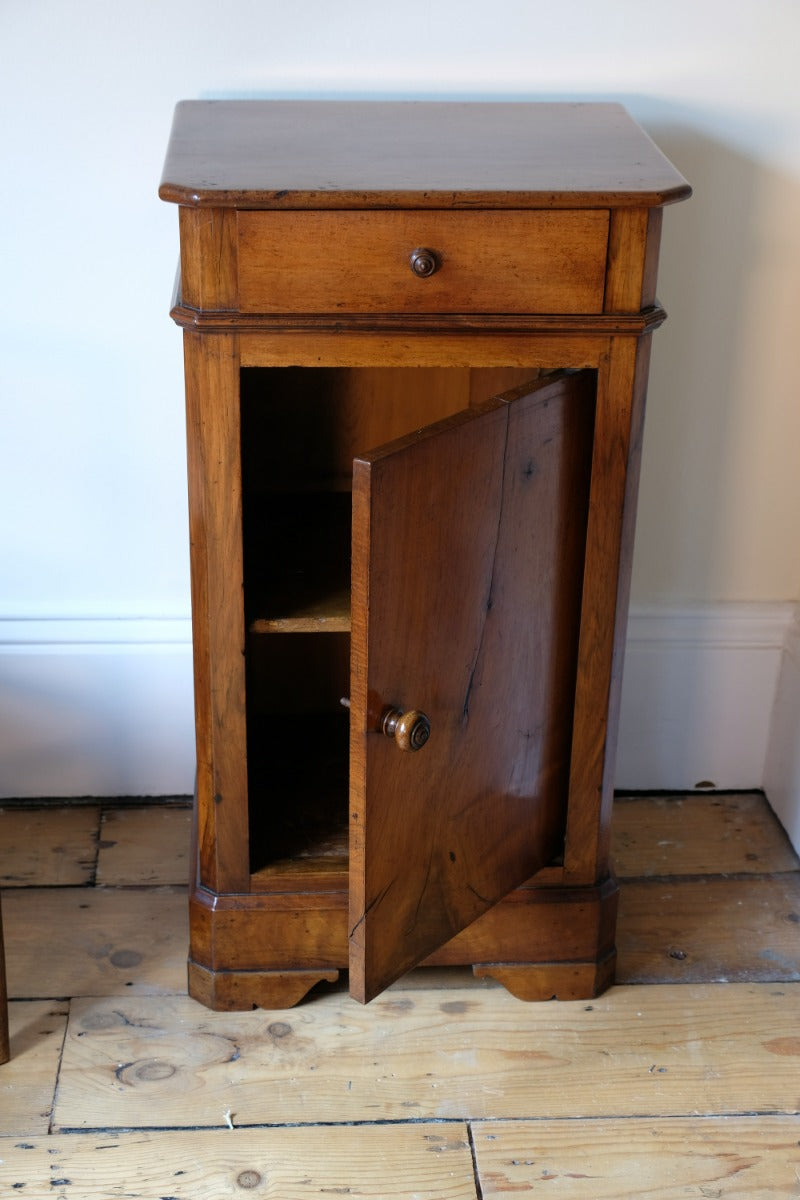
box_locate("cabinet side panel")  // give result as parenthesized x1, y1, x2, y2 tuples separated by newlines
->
(184, 332, 250, 892)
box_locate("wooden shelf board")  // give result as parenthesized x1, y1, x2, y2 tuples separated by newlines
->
(249, 585, 351, 633)
(250, 858, 349, 892)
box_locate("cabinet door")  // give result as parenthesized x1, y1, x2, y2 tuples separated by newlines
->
(349, 370, 596, 1002)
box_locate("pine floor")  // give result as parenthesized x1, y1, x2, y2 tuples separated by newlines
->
(1, 792, 799, 1198)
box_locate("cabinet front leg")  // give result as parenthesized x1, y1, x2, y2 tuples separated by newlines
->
(184, 330, 250, 895)
(473, 954, 616, 1001)
(565, 334, 652, 885)
(188, 962, 340, 1011)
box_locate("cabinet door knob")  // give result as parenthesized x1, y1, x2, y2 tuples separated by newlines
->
(382, 707, 431, 751)
(409, 247, 440, 278)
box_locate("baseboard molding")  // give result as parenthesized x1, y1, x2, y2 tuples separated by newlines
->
(1, 607, 797, 840)
(0, 617, 195, 798)
(764, 608, 800, 852)
(617, 601, 795, 796)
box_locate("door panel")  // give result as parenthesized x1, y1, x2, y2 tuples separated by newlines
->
(349, 370, 596, 1002)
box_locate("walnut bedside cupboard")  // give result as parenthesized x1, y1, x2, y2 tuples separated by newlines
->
(159, 101, 690, 1009)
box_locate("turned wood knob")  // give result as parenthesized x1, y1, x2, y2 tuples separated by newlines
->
(409, 247, 440, 278)
(381, 707, 431, 751)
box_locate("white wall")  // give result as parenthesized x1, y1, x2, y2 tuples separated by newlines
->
(1, 2, 799, 824)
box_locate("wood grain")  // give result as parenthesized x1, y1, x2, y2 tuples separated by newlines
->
(6, 797, 798, 1191)
(617, 875, 800, 983)
(163, 99, 690, 1006)
(603, 207, 662, 312)
(238, 209, 608, 314)
(564, 335, 651, 885)
(0, 1001, 68, 1134)
(350, 372, 594, 1001)
(238, 330, 607, 369)
(160, 101, 690, 209)
(178, 205, 238, 310)
(0, 1126, 477, 1198)
(473, 1116, 800, 1198)
(184, 331, 250, 893)
(54, 984, 800, 1129)
(188, 962, 340, 1011)
(96, 805, 192, 886)
(473, 956, 615, 1000)
(613, 792, 800, 877)
(240, 366, 472, 491)
(3, 887, 187, 999)
(186, 875, 617, 992)
(0, 804, 100, 887)
(249, 595, 351, 633)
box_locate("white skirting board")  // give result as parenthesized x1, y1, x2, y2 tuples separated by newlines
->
(617, 603, 794, 788)
(0, 618, 195, 799)
(1, 607, 798, 851)
(616, 602, 800, 851)
(763, 611, 800, 852)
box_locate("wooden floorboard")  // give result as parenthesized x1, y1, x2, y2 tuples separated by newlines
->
(0, 1125, 478, 1199)
(7, 871, 799, 999)
(0, 1001, 68, 1136)
(473, 1116, 800, 1198)
(612, 792, 800, 877)
(1, 791, 799, 1197)
(3, 886, 187, 998)
(96, 804, 192, 886)
(0, 804, 99, 887)
(52, 983, 800, 1130)
(617, 874, 800, 983)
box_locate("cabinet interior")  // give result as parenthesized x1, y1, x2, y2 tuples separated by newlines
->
(240, 365, 589, 888)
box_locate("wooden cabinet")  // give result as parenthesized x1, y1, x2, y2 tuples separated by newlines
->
(160, 101, 690, 1009)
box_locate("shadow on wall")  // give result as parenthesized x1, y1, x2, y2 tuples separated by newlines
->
(631, 113, 776, 602)
(646, 107, 799, 595)
(615, 100, 800, 818)
(765, 615, 800, 849)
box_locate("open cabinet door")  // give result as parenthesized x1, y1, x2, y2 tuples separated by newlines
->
(348, 370, 596, 1003)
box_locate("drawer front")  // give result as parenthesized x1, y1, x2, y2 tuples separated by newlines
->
(237, 210, 609, 315)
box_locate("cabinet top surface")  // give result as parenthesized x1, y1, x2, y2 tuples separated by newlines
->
(159, 101, 690, 210)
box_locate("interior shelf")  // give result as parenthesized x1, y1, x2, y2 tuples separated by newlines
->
(249, 586, 351, 633)
(244, 491, 352, 633)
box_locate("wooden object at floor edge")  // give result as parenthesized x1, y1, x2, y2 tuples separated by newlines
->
(0, 893, 9, 1062)
(160, 101, 690, 1009)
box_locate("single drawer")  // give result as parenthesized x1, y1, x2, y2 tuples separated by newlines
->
(237, 210, 609, 315)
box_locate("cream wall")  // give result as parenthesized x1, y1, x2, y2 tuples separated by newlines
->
(633, 132, 800, 604)
(1, 1, 798, 814)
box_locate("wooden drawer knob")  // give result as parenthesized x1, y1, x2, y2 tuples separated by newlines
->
(409, 247, 440, 278)
(382, 707, 431, 751)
